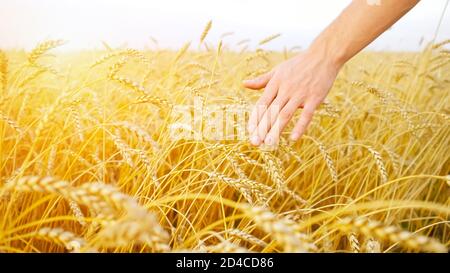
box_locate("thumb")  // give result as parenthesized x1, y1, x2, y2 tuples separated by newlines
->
(243, 70, 274, 90)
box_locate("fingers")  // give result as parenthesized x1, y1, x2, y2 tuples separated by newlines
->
(264, 99, 300, 146)
(252, 96, 289, 146)
(290, 102, 316, 141)
(243, 71, 274, 90)
(247, 79, 278, 139)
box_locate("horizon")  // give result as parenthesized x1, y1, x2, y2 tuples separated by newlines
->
(0, 0, 449, 52)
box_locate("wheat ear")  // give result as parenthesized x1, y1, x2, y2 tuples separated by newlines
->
(338, 217, 447, 253)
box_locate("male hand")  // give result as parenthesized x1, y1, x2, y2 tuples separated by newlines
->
(243, 50, 341, 146)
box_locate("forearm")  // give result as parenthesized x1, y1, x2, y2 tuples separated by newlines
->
(308, 0, 420, 68)
(245, 0, 420, 145)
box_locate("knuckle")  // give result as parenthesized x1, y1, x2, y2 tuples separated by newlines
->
(298, 118, 308, 128)
(310, 96, 323, 106)
(279, 111, 292, 121)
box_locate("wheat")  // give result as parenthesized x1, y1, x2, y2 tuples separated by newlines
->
(28, 40, 65, 65)
(0, 111, 23, 136)
(135, 94, 172, 108)
(4, 176, 70, 194)
(67, 150, 93, 168)
(69, 199, 86, 226)
(220, 32, 234, 39)
(46, 145, 57, 175)
(227, 229, 267, 247)
(95, 216, 170, 251)
(279, 142, 303, 163)
(237, 39, 250, 46)
(174, 42, 191, 63)
(1, 34, 449, 254)
(34, 96, 64, 139)
(189, 80, 220, 93)
(338, 217, 447, 253)
(0, 50, 7, 92)
(365, 145, 388, 184)
(282, 187, 307, 205)
(111, 130, 135, 168)
(70, 182, 131, 212)
(199, 20, 212, 44)
(246, 49, 270, 63)
(111, 75, 147, 96)
(207, 240, 251, 253)
(245, 205, 317, 252)
(432, 39, 450, 49)
(382, 146, 401, 175)
(314, 139, 339, 183)
(2, 176, 110, 217)
(36, 227, 87, 252)
(18, 68, 47, 88)
(258, 33, 281, 46)
(70, 102, 84, 142)
(209, 172, 255, 204)
(114, 121, 160, 151)
(260, 151, 286, 191)
(91, 51, 123, 68)
(347, 232, 360, 253)
(183, 62, 210, 72)
(364, 237, 381, 253)
(107, 57, 127, 78)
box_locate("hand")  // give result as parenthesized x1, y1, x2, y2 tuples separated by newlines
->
(243, 50, 341, 146)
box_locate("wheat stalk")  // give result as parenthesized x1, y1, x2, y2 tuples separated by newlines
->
(0, 111, 24, 136)
(244, 205, 317, 252)
(207, 240, 251, 253)
(28, 40, 65, 65)
(174, 42, 191, 63)
(36, 227, 88, 252)
(199, 20, 212, 44)
(260, 151, 286, 191)
(4, 176, 69, 194)
(366, 145, 389, 184)
(69, 199, 87, 226)
(364, 237, 382, 253)
(18, 68, 47, 88)
(258, 33, 281, 46)
(0, 50, 7, 92)
(338, 217, 447, 253)
(95, 216, 170, 251)
(347, 232, 360, 253)
(313, 139, 339, 183)
(227, 229, 267, 247)
(111, 130, 135, 168)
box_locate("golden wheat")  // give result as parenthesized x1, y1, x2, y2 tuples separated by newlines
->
(338, 217, 447, 253)
(0, 36, 448, 253)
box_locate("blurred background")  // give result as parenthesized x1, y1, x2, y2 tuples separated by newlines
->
(0, 0, 448, 51)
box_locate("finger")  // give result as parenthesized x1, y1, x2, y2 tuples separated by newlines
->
(248, 104, 267, 145)
(254, 96, 288, 146)
(264, 99, 300, 146)
(243, 70, 274, 90)
(290, 102, 316, 141)
(248, 79, 278, 136)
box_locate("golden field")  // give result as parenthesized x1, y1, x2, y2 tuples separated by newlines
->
(0, 35, 449, 253)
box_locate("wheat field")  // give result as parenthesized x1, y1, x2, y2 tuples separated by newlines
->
(0, 30, 449, 253)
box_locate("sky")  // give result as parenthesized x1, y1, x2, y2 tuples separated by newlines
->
(0, 0, 449, 51)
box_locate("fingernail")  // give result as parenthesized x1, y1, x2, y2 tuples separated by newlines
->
(290, 133, 299, 141)
(250, 135, 260, 146)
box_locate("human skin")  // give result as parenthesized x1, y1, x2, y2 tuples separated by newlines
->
(243, 0, 420, 147)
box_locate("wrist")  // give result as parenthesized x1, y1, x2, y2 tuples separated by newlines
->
(306, 37, 348, 71)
